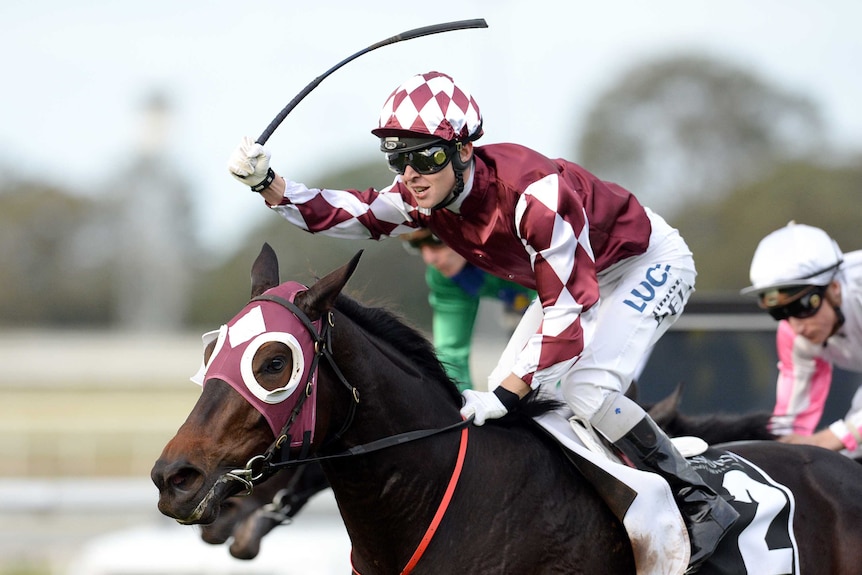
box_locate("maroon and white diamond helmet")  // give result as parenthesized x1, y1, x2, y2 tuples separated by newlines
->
(741, 222, 844, 296)
(371, 71, 483, 143)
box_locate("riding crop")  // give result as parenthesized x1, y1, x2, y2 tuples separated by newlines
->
(255, 18, 488, 145)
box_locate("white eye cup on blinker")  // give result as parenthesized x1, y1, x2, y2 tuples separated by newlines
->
(190, 326, 225, 386)
(239, 331, 306, 404)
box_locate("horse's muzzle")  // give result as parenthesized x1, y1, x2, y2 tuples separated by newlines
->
(151, 457, 229, 524)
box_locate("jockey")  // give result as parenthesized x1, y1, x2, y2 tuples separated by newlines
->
(742, 222, 862, 455)
(228, 70, 738, 572)
(401, 228, 536, 392)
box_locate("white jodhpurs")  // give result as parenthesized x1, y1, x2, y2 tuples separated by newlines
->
(488, 208, 696, 434)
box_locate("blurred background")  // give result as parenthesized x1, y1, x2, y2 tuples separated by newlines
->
(1, 1, 861, 573)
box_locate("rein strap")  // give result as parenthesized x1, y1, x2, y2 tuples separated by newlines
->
(266, 416, 473, 471)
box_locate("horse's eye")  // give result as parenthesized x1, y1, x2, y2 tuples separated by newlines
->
(264, 356, 288, 374)
(253, 342, 294, 390)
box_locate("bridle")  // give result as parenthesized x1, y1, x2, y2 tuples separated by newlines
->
(223, 292, 358, 492)
(215, 291, 473, 574)
(224, 293, 471, 493)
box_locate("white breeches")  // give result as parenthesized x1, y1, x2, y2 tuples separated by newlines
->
(488, 208, 696, 436)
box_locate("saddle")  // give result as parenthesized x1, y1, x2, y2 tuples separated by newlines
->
(534, 410, 799, 575)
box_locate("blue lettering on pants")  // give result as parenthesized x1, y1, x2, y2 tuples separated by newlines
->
(623, 264, 671, 312)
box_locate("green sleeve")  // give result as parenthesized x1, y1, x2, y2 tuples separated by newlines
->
(426, 266, 479, 391)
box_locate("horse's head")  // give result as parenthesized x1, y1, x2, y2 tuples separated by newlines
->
(151, 243, 359, 524)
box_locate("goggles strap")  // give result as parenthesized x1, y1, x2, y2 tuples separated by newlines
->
(799, 259, 843, 281)
(430, 169, 463, 211)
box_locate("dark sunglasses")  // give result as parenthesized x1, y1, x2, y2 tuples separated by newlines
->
(407, 234, 444, 250)
(402, 233, 444, 255)
(764, 286, 826, 321)
(386, 144, 454, 175)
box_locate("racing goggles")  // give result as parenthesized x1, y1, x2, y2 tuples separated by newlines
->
(386, 144, 455, 175)
(760, 285, 827, 321)
(407, 233, 443, 250)
(402, 233, 444, 255)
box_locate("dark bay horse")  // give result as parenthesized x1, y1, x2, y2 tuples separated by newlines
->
(204, 386, 773, 561)
(153, 244, 862, 574)
(645, 383, 775, 445)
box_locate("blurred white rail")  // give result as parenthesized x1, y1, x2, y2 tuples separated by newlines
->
(0, 477, 347, 575)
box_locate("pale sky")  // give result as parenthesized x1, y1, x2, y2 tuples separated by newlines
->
(2, 0, 861, 253)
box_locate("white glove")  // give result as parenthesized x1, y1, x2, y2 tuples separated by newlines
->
(228, 136, 273, 188)
(460, 389, 508, 426)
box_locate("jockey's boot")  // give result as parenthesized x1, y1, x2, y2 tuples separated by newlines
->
(613, 415, 739, 573)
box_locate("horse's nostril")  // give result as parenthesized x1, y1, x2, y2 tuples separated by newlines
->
(167, 466, 201, 492)
(152, 459, 203, 495)
(170, 471, 187, 489)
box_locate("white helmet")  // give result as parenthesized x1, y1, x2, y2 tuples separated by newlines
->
(741, 222, 843, 296)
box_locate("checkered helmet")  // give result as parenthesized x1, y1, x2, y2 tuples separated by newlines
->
(371, 71, 483, 143)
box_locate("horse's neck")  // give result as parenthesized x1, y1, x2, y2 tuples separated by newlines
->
(324, 319, 466, 570)
(325, 429, 467, 572)
(331, 319, 461, 431)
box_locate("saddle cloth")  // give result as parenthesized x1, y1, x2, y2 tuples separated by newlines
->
(687, 445, 799, 575)
(534, 410, 800, 575)
(534, 409, 690, 575)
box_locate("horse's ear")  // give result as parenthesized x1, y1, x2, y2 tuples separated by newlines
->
(250, 243, 280, 298)
(296, 251, 363, 320)
(647, 382, 685, 426)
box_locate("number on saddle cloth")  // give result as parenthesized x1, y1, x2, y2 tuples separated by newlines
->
(690, 447, 798, 575)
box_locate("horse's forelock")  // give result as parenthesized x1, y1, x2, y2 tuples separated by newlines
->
(333, 294, 462, 404)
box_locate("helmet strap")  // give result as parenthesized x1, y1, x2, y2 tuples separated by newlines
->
(431, 168, 464, 211)
(431, 142, 469, 212)
(826, 285, 846, 338)
(828, 303, 846, 340)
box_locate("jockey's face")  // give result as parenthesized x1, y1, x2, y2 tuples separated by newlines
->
(787, 283, 840, 345)
(400, 142, 473, 210)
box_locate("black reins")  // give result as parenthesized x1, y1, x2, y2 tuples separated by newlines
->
(225, 293, 472, 492)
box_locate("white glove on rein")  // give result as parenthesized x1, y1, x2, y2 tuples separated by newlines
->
(460, 389, 509, 425)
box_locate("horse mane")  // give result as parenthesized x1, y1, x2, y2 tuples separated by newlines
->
(331, 293, 563, 421)
(658, 410, 775, 444)
(643, 383, 776, 444)
(333, 294, 463, 405)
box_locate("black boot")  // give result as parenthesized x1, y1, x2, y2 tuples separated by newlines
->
(613, 416, 739, 574)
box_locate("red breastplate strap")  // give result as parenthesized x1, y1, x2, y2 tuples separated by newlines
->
(350, 422, 470, 575)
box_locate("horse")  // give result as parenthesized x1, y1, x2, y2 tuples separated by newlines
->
(153, 244, 862, 574)
(202, 385, 773, 561)
(645, 383, 775, 445)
